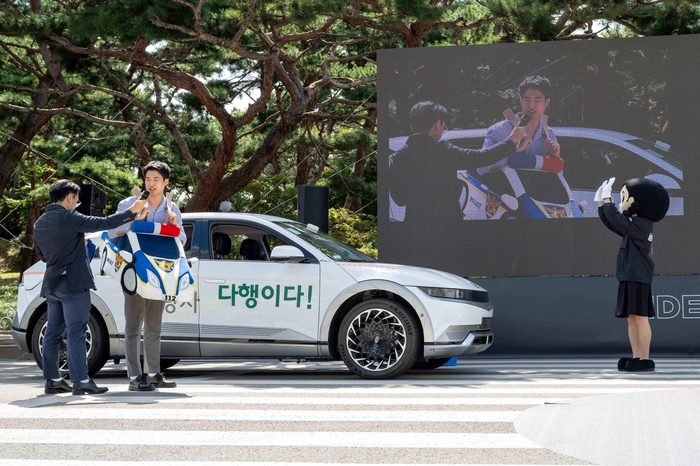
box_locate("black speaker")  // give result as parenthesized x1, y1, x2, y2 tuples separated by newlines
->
(77, 184, 106, 217)
(297, 185, 329, 233)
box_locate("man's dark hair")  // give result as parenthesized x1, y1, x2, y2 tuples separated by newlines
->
(49, 179, 80, 203)
(142, 161, 171, 180)
(519, 76, 552, 100)
(409, 101, 448, 133)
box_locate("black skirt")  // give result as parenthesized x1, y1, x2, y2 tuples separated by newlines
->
(616, 281, 655, 318)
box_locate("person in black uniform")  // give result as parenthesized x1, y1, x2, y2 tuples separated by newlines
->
(595, 177, 669, 372)
(34, 180, 148, 394)
(389, 101, 528, 226)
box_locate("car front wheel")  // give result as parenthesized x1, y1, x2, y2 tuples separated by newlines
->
(338, 298, 421, 379)
(31, 309, 109, 377)
(121, 265, 137, 295)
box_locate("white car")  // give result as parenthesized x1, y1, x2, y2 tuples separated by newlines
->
(12, 213, 493, 379)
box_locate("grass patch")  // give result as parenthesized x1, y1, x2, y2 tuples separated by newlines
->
(0, 284, 17, 331)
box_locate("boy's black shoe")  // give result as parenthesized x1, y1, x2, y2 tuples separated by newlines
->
(45, 379, 72, 394)
(148, 372, 176, 388)
(72, 379, 109, 395)
(129, 374, 155, 392)
(617, 357, 634, 371)
(625, 358, 655, 372)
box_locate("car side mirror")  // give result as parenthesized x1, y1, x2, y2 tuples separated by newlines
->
(187, 257, 199, 268)
(270, 245, 305, 262)
(119, 250, 133, 263)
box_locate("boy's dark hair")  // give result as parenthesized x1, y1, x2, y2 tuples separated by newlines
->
(49, 179, 80, 203)
(409, 101, 448, 133)
(142, 161, 171, 180)
(519, 76, 552, 100)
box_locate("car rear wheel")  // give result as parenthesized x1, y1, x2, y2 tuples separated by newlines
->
(31, 309, 109, 377)
(121, 265, 137, 295)
(338, 298, 420, 379)
(99, 248, 108, 276)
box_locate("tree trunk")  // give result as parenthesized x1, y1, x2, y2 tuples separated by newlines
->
(20, 195, 42, 277)
(295, 145, 310, 186)
(343, 108, 377, 211)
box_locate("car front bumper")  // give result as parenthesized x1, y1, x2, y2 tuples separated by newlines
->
(423, 330, 494, 358)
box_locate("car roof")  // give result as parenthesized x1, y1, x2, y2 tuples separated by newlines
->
(389, 127, 682, 181)
(181, 212, 297, 224)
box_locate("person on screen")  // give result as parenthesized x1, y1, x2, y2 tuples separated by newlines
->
(389, 101, 527, 225)
(483, 75, 560, 160)
(595, 177, 669, 373)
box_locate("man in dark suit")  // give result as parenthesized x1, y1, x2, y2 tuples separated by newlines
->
(34, 179, 148, 395)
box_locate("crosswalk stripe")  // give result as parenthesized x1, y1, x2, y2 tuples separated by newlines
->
(0, 462, 575, 466)
(0, 429, 542, 449)
(0, 406, 518, 422)
(12, 395, 567, 406)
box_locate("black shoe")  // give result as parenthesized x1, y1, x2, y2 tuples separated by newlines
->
(618, 357, 633, 371)
(45, 379, 72, 394)
(72, 379, 109, 395)
(625, 358, 655, 372)
(148, 372, 176, 388)
(129, 374, 155, 392)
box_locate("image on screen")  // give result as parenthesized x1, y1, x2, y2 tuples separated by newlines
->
(377, 35, 700, 278)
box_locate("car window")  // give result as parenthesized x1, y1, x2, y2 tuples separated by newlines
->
(516, 170, 570, 205)
(136, 234, 181, 259)
(555, 137, 680, 191)
(183, 223, 194, 258)
(210, 224, 288, 261)
(274, 221, 375, 262)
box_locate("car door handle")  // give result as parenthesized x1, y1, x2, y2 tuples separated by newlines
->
(203, 279, 226, 284)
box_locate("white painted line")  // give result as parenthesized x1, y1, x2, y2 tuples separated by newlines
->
(0, 407, 518, 422)
(0, 461, 571, 466)
(40, 396, 565, 406)
(128, 386, 673, 395)
(0, 429, 541, 448)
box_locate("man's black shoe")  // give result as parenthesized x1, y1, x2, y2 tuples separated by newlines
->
(129, 374, 155, 392)
(625, 358, 655, 372)
(617, 357, 633, 371)
(148, 372, 176, 388)
(72, 379, 109, 395)
(45, 379, 72, 394)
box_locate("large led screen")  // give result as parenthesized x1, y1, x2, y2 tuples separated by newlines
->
(377, 35, 700, 277)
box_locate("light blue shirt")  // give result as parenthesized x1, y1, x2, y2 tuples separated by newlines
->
(482, 117, 557, 155)
(108, 195, 186, 245)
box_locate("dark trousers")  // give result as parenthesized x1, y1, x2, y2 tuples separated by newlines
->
(42, 277, 91, 383)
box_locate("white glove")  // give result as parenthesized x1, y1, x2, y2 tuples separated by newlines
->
(600, 177, 615, 199)
(594, 181, 606, 202)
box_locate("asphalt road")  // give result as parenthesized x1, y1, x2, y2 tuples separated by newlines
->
(1, 357, 700, 465)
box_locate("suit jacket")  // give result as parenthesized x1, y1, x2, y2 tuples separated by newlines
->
(598, 203, 654, 283)
(34, 204, 137, 297)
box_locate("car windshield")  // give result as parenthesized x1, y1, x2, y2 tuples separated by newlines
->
(136, 234, 181, 259)
(517, 170, 570, 204)
(274, 221, 375, 262)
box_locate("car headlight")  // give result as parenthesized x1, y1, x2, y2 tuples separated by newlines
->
(179, 275, 191, 291)
(419, 287, 489, 303)
(147, 270, 160, 289)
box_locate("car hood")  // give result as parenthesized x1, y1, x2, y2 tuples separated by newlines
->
(337, 262, 485, 291)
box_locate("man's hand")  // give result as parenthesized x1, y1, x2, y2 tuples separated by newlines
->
(545, 139, 561, 159)
(508, 126, 527, 145)
(515, 133, 533, 152)
(128, 198, 148, 214)
(166, 211, 177, 225)
(134, 208, 150, 221)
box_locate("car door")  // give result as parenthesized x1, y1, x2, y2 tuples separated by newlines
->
(160, 222, 200, 357)
(197, 221, 320, 358)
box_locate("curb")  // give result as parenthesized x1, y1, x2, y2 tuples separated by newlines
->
(0, 330, 32, 360)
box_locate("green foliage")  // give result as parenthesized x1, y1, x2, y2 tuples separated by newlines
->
(0, 285, 17, 331)
(328, 208, 377, 259)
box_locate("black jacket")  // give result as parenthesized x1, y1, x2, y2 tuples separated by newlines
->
(34, 204, 137, 297)
(598, 203, 654, 283)
(389, 134, 515, 225)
